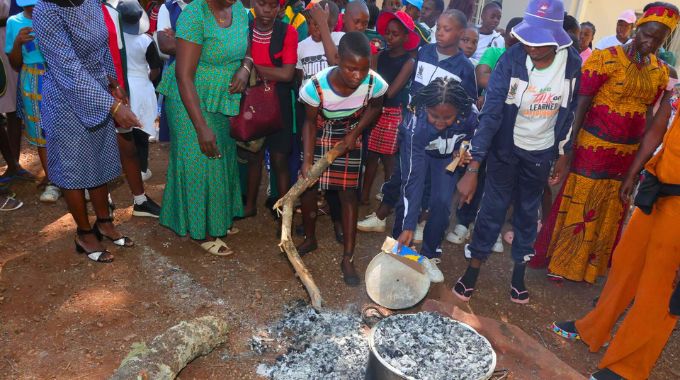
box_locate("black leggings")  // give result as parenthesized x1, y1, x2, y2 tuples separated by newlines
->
(132, 129, 149, 172)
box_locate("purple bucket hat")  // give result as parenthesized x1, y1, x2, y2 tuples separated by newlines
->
(511, 0, 572, 49)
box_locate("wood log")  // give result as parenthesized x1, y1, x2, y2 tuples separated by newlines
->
(273, 142, 348, 310)
(110, 316, 229, 380)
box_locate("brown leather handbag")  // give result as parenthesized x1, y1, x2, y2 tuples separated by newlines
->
(230, 69, 282, 142)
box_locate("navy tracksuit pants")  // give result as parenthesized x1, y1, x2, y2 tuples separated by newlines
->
(392, 155, 462, 258)
(456, 161, 487, 227)
(468, 147, 552, 264)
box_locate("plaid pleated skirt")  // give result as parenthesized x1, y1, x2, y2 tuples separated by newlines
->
(368, 106, 402, 155)
(314, 112, 364, 190)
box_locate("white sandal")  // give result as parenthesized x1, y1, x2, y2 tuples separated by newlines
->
(0, 196, 23, 211)
(198, 238, 234, 256)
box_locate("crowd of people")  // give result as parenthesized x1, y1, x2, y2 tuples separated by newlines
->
(1, 0, 680, 378)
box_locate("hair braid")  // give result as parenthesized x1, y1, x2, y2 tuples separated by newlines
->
(409, 77, 473, 117)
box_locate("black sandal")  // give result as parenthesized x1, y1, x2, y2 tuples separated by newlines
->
(93, 217, 134, 247)
(75, 228, 114, 263)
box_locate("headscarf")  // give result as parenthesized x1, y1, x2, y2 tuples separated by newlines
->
(637, 4, 680, 33)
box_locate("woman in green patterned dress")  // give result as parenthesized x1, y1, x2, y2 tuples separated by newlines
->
(158, 0, 251, 255)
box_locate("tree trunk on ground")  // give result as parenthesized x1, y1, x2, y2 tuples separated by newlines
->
(110, 316, 229, 380)
(273, 142, 348, 310)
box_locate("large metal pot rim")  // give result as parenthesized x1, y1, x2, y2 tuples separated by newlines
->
(367, 315, 498, 380)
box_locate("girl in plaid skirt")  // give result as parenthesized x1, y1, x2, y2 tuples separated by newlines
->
(298, 32, 387, 285)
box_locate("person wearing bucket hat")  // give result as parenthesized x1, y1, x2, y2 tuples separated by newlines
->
(5, 0, 60, 203)
(403, 0, 431, 48)
(594, 9, 636, 50)
(361, 11, 415, 206)
(454, 0, 582, 305)
(533, 1, 678, 289)
(117, 0, 163, 186)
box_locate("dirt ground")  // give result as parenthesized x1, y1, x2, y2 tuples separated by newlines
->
(1, 142, 679, 380)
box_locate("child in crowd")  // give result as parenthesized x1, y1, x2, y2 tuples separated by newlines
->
(295, 0, 345, 252)
(358, 9, 476, 233)
(381, 0, 402, 13)
(393, 78, 477, 282)
(459, 26, 479, 64)
(298, 32, 386, 286)
(472, 0, 503, 61)
(5, 0, 58, 202)
(361, 11, 416, 205)
(403, 0, 432, 48)
(454, 0, 580, 304)
(240, 0, 298, 220)
(118, 1, 163, 182)
(420, 0, 444, 40)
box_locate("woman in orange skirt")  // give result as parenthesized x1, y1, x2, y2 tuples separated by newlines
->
(550, 8, 680, 379)
(531, 3, 678, 284)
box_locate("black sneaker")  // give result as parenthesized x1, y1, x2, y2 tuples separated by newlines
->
(590, 368, 624, 380)
(132, 196, 161, 218)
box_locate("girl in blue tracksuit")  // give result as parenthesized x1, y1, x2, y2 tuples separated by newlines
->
(392, 77, 476, 282)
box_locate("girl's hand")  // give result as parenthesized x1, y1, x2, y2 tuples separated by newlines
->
(457, 171, 478, 207)
(619, 173, 637, 204)
(396, 230, 413, 252)
(455, 150, 473, 167)
(342, 134, 358, 153)
(15, 27, 34, 46)
(197, 127, 221, 159)
(229, 67, 249, 94)
(112, 103, 141, 130)
(300, 160, 313, 180)
(549, 154, 571, 186)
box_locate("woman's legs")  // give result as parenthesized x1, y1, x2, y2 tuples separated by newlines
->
(0, 115, 19, 176)
(240, 148, 264, 217)
(339, 188, 359, 285)
(6, 112, 21, 168)
(361, 151, 380, 204)
(62, 186, 107, 256)
(382, 153, 396, 185)
(298, 187, 318, 253)
(270, 151, 290, 203)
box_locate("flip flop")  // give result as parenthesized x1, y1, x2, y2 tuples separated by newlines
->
(510, 287, 530, 304)
(452, 278, 475, 302)
(0, 196, 22, 211)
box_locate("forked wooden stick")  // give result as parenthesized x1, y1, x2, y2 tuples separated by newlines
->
(273, 142, 348, 310)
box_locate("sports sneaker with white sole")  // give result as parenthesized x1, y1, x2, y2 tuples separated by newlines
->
(446, 224, 469, 244)
(422, 257, 444, 283)
(39, 184, 61, 203)
(464, 244, 472, 259)
(375, 192, 384, 201)
(492, 234, 504, 253)
(357, 212, 386, 232)
(413, 220, 426, 243)
(141, 169, 153, 182)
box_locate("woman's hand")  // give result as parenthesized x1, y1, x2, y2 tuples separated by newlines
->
(111, 102, 141, 130)
(619, 173, 638, 204)
(457, 171, 478, 207)
(396, 230, 414, 252)
(549, 154, 571, 186)
(229, 67, 249, 94)
(108, 76, 128, 104)
(197, 126, 221, 159)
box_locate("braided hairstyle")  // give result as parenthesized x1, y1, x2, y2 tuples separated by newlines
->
(409, 77, 473, 118)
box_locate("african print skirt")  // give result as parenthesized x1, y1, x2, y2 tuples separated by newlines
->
(19, 63, 45, 147)
(368, 106, 402, 155)
(531, 128, 638, 283)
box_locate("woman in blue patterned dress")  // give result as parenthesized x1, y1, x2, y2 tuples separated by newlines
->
(33, 0, 141, 263)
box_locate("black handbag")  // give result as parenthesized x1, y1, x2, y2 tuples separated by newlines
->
(634, 170, 680, 214)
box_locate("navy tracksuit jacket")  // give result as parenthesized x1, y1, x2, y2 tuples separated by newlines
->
(391, 108, 478, 258)
(467, 44, 582, 263)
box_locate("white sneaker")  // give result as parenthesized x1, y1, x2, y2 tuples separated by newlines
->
(492, 234, 504, 253)
(39, 184, 61, 203)
(422, 258, 444, 283)
(464, 244, 472, 259)
(141, 169, 153, 182)
(446, 224, 469, 244)
(413, 220, 426, 243)
(357, 212, 386, 232)
(375, 192, 384, 201)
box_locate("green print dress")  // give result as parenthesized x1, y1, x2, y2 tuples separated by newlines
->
(158, 0, 246, 240)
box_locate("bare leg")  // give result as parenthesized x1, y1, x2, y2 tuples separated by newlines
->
(239, 148, 264, 217)
(297, 188, 318, 253)
(62, 187, 105, 253)
(382, 154, 396, 184)
(361, 151, 380, 204)
(0, 124, 18, 175)
(339, 189, 359, 285)
(116, 132, 144, 196)
(37, 147, 48, 184)
(6, 112, 21, 166)
(89, 184, 128, 241)
(270, 151, 290, 203)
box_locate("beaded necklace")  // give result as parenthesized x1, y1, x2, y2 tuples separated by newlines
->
(253, 27, 273, 44)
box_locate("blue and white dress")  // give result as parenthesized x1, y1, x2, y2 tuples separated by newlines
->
(33, 0, 121, 189)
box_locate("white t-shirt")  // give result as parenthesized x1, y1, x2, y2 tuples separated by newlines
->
(513, 49, 567, 151)
(155, 0, 189, 60)
(473, 29, 504, 61)
(594, 34, 631, 50)
(296, 32, 344, 88)
(429, 24, 437, 43)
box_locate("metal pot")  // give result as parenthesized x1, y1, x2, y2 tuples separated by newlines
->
(365, 316, 497, 380)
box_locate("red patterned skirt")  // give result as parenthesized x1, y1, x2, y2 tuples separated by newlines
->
(367, 106, 402, 155)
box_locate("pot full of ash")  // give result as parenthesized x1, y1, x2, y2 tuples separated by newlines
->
(367, 312, 496, 380)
